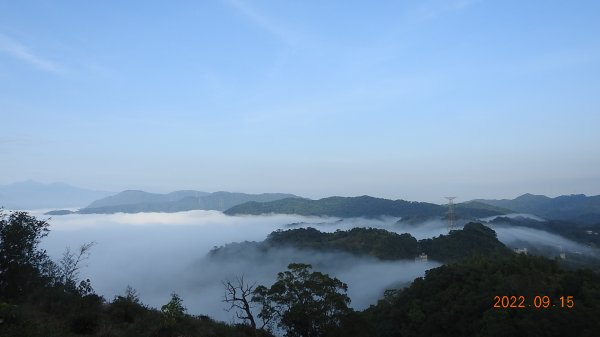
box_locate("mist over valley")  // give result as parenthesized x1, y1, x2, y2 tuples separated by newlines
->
(36, 211, 441, 321)
(23, 194, 599, 323)
(3, 2, 600, 334)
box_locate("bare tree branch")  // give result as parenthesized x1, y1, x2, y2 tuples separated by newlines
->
(223, 275, 257, 331)
(59, 241, 96, 290)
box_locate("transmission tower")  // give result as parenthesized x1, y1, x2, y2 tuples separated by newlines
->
(445, 197, 457, 232)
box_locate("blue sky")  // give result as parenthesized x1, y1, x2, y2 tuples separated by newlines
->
(1, 0, 599, 202)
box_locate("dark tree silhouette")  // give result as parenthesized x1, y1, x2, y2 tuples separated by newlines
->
(223, 275, 258, 331)
(59, 241, 96, 294)
(252, 263, 351, 337)
(0, 210, 53, 299)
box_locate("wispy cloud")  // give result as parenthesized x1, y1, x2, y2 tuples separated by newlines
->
(0, 34, 65, 74)
(222, 0, 301, 48)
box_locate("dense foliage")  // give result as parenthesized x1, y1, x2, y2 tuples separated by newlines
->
(212, 223, 509, 263)
(0, 211, 53, 299)
(364, 254, 600, 337)
(419, 222, 511, 263)
(267, 227, 419, 260)
(0, 210, 264, 337)
(252, 263, 351, 337)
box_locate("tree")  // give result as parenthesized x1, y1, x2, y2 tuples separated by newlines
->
(252, 263, 351, 337)
(59, 242, 96, 294)
(0, 210, 53, 299)
(110, 285, 145, 323)
(161, 292, 186, 327)
(223, 275, 258, 331)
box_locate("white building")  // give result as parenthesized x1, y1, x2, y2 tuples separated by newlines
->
(415, 253, 428, 262)
(514, 248, 528, 255)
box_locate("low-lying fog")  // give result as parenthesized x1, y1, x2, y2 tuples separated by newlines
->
(35, 211, 438, 322)
(31, 210, 597, 322)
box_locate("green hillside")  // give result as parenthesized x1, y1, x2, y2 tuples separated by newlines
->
(225, 195, 445, 218)
(420, 222, 511, 262)
(364, 254, 600, 337)
(211, 222, 510, 263)
(475, 193, 600, 223)
(225, 195, 508, 219)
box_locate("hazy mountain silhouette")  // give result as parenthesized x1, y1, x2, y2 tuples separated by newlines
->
(0, 180, 112, 209)
(475, 193, 600, 223)
(52, 190, 302, 214)
(85, 190, 211, 208)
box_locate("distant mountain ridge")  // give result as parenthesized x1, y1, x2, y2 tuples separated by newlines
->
(85, 190, 211, 208)
(0, 180, 112, 209)
(49, 190, 302, 214)
(224, 195, 508, 219)
(474, 193, 600, 224)
(224, 196, 443, 218)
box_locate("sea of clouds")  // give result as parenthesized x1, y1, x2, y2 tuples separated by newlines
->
(29, 210, 596, 322)
(34, 211, 437, 321)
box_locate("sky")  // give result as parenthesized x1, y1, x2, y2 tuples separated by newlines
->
(1, 0, 600, 203)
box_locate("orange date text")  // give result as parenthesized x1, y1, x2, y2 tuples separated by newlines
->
(493, 295, 574, 309)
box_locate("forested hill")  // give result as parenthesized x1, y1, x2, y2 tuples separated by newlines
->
(224, 196, 507, 219)
(266, 227, 420, 260)
(420, 222, 511, 262)
(475, 193, 600, 224)
(211, 222, 511, 263)
(364, 254, 600, 337)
